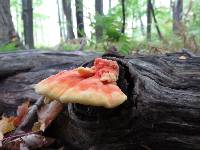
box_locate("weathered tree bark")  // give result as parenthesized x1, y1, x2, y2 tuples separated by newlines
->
(0, 0, 16, 46)
(22, 0, 34, 49)
(75, 0, 85, 37)
(51, 51, 200, 150)
(147, 0, 152, 41)
(62, 0, 75, 39)
(95, 0, 103, 42)
(0, 50, 200, 149)
(172, 0, 183, 33)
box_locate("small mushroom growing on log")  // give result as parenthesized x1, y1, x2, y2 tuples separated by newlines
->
(34, 58, 127, 108)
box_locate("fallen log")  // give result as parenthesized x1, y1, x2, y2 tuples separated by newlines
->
(0, 50, 200, 150)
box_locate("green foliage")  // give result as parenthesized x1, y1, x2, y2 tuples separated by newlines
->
(33, 0, 43, 6)
(60, 43, 80, 51)
(92, 13, 122, 41)
(11, 0, 21, 7)
(126, 0, 146, 18)
(186, 0, 200, 43)
(89, 0, 148, 54)
(9, 0, 200, 53)
(90, 4, 132, 54)
(0, 43, 18, 52)
(91, 0, 200, 54)
(117, 37, 133, 54)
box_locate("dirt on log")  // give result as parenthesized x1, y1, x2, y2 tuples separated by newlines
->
(0, 50, 200, 150)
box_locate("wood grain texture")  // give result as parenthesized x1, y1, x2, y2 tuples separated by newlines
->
(48, 51, 200, 150)
(0, 50, 200, 150)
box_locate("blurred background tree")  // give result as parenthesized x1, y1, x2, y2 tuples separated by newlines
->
(62, 0, 75, 40)
(0, 0, 19, 51)
(0, 0, 199, 54)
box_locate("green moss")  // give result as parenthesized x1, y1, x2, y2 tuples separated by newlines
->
(0, 43, 18, 52)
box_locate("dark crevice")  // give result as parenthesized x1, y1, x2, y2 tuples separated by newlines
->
(0, 67, 32, 81)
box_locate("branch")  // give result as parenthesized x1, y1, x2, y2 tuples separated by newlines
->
(14, 96, 44, 133)
(150, 1, 163, 40)
(184, 0, 193, 20)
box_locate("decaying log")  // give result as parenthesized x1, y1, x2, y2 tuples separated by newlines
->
(47, 51, 200, 150)
(0, 50, 200, 150)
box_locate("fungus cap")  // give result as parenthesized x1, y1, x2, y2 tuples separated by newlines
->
(34, 58, 127, 108)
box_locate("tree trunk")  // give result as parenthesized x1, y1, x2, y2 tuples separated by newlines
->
(139, 12, 145, 36)
(121, 0, 125, 34)
(22, 0, 34, 49)
(0, 0, 16, 46)
(172, 0, 183, 33)
(95, 0, 103, 42)
(62, 0, 75, 39)
(109, 0, 111, 10)
(57, 0, 64, 41)
(147, 0, 152, 41)
(75, 0, 85, 37)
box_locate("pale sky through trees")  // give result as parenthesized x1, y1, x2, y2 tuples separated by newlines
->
(11, 0, 169, 47)
(28, 0, 118, 46)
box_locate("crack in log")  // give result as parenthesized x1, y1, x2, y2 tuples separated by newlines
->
(0, 67, 32, 80)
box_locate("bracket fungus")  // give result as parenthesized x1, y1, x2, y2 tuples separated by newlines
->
(34, 58, 127, 108)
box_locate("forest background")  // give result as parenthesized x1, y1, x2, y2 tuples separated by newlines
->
(0, 0, 199, 54)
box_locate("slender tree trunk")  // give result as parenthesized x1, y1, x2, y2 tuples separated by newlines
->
(61, 3, 67, 40)
(62, 0, 75, 39)
(75, 0, 85, 37)
(109, 0, 111, 10)
(172, 0, 183, 33)
(40, 18, 45, 43)
(57, 0, 63, 41)
(121, 0, 125, 34)
(15, 3, 20, 36)
(22, 0, 34, 49)
(0, 0, 16, 46)
(95, 0, 103, 42)
(147, 0, 152, 41)
(139, 12, 145, 36)
(150, 1, 163, 40)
